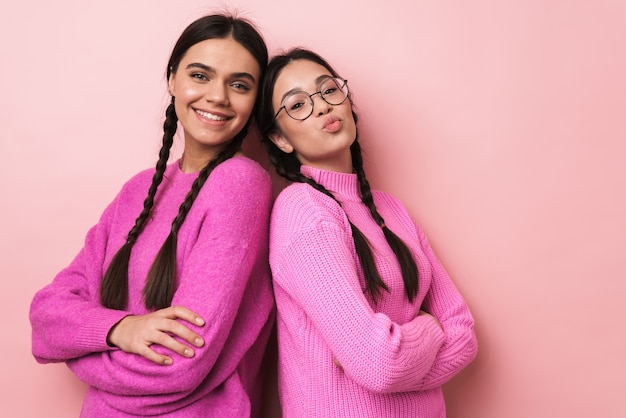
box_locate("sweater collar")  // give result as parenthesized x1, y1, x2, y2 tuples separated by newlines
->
(300, 165, 361, 202)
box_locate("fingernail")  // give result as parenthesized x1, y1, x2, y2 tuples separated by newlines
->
(184, 349, 193, 357)
(195, 338, 204, 347)
(164, 358, 172, 365)
(195, 317, 205, 326)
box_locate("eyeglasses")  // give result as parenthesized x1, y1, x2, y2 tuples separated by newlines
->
(273, 77, 349, 121)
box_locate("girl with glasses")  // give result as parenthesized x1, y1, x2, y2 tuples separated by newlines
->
(257, 48, 478, 417)
(30, 14, 275, 417)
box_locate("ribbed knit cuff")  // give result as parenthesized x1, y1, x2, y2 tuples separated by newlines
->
(74, 307, 131, 352)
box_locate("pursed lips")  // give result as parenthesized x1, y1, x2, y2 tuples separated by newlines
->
(322, 115, 342, 130)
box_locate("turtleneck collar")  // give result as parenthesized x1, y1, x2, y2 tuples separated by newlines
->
(300, 165, 362, 202)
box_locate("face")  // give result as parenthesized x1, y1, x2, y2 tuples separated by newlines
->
(269, 59, 356, 173)
(168, 37, 260, 160)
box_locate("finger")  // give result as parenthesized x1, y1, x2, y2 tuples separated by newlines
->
(164, 320, 205, 347)
(153, 332, 196, 358)
(136, 345, 174, 365)
(163, 306, 205, 326)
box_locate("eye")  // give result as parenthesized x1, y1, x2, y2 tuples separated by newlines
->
(283, 92, 310, 116)
(288, 100, 305, 111)
(231, 82, 251, 91)
(191, 72, 208, 81)
(321, 78, 342, 97)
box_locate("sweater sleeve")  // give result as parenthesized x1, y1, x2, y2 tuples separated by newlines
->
(64, 163, 274, 401)
(410, 226, 478, 390)
(271, 193, 447, 394)
(29, 197, 132, 363)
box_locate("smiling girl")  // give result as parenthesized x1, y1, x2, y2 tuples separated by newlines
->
(257, 48, 478, 417)
(29, 14, 274, 417)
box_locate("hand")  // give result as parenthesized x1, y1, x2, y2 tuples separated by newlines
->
(418, 309, 442, 330)
(106, 306, 205, 365)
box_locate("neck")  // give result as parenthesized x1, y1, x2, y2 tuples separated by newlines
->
(179, 153, 208, 173)
(180, 135, 237, 173)
(297, 153, 353, 174)
(179, 151, 244, 173)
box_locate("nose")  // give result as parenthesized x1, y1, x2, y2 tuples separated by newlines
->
(204, 82, 229, 105)
(312, 93, 332, 116)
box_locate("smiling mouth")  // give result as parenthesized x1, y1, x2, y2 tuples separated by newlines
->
(195, 109, 230, 121)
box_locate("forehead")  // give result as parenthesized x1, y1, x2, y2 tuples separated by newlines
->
(274, 60, 333, 96)
(179, 37, 260, 77)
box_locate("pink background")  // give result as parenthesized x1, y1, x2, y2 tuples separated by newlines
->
(2, 1, 625, 416)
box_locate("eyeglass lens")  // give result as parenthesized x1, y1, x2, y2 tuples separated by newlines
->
(283, 78, 348, 120)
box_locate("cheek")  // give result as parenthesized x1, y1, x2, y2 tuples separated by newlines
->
(171, 77, 203, 102)
(231, 95, 256, 117)
(178, 84, 202, 101)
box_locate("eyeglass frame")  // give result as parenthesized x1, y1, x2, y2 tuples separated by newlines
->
(272, 77, 349, 122)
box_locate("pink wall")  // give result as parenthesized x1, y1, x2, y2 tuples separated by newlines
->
(2, 1, 625, 416)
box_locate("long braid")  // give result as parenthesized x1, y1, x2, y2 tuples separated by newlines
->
(99, 14, 268, 311)
(100, 100, 178, 310)
(351, 140, 419, 302)
(258, 49, 416, 302)
(266, 143, 389, 302)
(142, 126, 248, 310)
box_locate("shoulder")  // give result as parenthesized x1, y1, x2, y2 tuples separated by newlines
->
(198, 156, 272, 212)
(209, 155, 271, 192)
(110, 165, 161, 204)
(121, 166, 158, 189)
(372, 189, 405, 209)
(270, 183, 353, 257)
(272, 182, 348, 231)
(213, 155, 270, 182)
(372, 189, 426, 239)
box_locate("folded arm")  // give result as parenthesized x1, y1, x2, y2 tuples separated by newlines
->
(272, 216, 446, 394)
(66, 165, 273, 397)
(411, 227, 478, 391)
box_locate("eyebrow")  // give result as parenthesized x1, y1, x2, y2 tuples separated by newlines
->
(185, 62, 257, 83)
(280, 74, 332, 103)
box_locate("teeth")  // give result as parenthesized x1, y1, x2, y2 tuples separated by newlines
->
(196, 110, 228, 121)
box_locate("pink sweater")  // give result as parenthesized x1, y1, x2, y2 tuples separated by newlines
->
(269, 166, 477, 417)
(30, 156, 275, 417)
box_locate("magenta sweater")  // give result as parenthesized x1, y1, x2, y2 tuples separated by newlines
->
(30, 156, 275, 417)
(269, 166, 477, 417)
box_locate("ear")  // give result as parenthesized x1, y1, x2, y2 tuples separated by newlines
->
(168, 71, 176, 97)
(268, 130, 295, 154)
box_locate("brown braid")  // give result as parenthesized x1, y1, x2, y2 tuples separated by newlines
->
(142, 124, 248, 310)
(100, 100, 178, 309)
(257, 48, 418, 303)
(99, 14, 268, 311)
(265, 141, 390, 302)
(351, 141, 419, 302)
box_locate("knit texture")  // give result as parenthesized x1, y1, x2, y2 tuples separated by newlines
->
(270, 166, 477, 418)
(30, 156, 275, 417)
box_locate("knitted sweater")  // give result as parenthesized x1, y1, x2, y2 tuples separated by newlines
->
(270, 166, 477, 418)
(30, 156, 275, 417)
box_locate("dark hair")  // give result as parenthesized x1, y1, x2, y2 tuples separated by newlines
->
(100, 14, 268, 310)
(257, 48, 418, 303)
